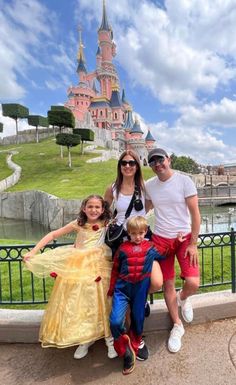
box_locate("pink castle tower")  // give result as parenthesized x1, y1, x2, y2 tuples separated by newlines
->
(64, 0, 156, 163)
(145, 129, 156, 150)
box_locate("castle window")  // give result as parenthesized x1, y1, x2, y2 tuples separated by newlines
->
(114, 112, 118, 119)
(100, 110, 103, 116)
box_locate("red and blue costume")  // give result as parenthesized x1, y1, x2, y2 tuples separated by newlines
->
(108, 239, 163, 356)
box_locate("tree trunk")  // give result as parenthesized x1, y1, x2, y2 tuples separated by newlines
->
(68, 147, 72, 168)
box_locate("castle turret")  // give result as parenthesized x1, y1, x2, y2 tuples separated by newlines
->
(76, 27, 87, 82)
(130, 117, 143, 138)
(97, 0, 118, 99)
(145, 129, 156, 150)
(110, 83, 124, 130)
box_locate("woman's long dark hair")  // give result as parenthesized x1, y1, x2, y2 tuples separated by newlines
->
(77, 195, 112, 226)
(114, 150, 145, 198)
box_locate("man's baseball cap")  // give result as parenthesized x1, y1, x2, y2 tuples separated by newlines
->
(148, 148, 169, 163)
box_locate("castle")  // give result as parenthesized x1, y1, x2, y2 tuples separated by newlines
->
(64, 0, 156, 163)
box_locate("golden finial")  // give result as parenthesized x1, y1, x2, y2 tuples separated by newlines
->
(111, 79, 120, 91)
(77, 25, 85, 62)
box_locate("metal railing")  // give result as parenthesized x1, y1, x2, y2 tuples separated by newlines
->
(0, 230, 235, 305)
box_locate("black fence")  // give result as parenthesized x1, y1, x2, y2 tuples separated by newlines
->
(0, 230, 235, 305)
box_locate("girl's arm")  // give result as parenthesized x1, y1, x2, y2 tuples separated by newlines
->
(104, 185, 114, 207)
(23, 222, 76, 260)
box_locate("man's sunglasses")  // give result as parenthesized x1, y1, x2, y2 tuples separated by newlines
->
(149, 156, 165, 167)
(120, 160, 137, 167)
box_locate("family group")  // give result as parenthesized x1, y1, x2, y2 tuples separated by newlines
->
(24, 147, 201, 375)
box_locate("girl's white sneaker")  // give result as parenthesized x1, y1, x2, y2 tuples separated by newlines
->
(74, 341, 94, 359)
(105, 336, 118, 359)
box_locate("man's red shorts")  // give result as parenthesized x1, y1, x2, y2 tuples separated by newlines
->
(152, 233, 200, 282)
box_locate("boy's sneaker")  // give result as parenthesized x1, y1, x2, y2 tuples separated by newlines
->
(122, 336, 136, 375)
(177, 290, 193, 323)
(105, 336, 118, 359)
(74, 341, 94, 359)
(168, 323, 185, 353)
(136, 338, 149, 361)
(145, 302, 151, 318)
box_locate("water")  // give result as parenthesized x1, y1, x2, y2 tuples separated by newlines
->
(0, 218, 72, 243)
(200, 205, 236, 234)
(0, 204, 236, 242)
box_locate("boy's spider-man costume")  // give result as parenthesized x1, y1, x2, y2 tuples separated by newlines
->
(108, 239, 163, 356)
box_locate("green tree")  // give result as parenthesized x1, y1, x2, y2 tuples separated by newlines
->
(48, 106, 75, 132)
(48, 106, 75, 158)
(56, 133, 80, 168)
(27, 115, 48, 143)
(2, 103, 29, 144)
(171, 153, 199, 174)
(73, 128, 94, 154)
(0, 122, 3, 134)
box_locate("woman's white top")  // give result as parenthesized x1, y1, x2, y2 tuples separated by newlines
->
(112, 187, 146, 228)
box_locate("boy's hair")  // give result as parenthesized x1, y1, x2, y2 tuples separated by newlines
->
(126, 216, 148, 233)
(77, 194, 111, 226)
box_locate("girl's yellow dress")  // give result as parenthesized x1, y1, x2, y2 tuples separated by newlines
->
(25, 221, 112, 348)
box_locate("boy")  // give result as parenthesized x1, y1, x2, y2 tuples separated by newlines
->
(108, 216, 163, 375)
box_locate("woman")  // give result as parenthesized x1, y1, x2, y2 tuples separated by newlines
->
(104, 150, 163, 361)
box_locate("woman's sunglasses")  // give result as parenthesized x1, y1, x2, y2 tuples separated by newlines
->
(120, 160, 137, 167)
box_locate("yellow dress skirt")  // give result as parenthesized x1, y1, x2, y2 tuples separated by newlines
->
(25, 240, 112, 348)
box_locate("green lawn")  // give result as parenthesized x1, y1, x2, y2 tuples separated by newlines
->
(0, 138, 154, 198)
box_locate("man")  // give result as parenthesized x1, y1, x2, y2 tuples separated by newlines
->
(145, 148, 201, 353)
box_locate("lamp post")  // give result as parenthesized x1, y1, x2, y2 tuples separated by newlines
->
(210, 170, 213, 197)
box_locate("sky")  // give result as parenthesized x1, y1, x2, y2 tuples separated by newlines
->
(0, 0, 236, 166)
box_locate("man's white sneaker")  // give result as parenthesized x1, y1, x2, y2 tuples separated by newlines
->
(74, 341, 94, 359)
(105, 336, 118, 359)
(177, 290, 193, 323)
(168, 323, 185, 353)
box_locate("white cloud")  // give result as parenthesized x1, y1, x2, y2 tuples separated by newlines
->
(179, 98, 236, 128)
(77, 0, 236, 105)
(0, 0, 74, 101)
(147, 97, 236, 164)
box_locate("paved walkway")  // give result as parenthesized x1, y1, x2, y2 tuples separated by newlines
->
(1, 318, 236, 385)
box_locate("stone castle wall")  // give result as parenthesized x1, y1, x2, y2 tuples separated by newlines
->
(0, 191, 81, 230)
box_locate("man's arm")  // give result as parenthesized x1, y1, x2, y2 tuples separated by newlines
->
(185, 195, 201, 266)
(145, 199, 153, 213)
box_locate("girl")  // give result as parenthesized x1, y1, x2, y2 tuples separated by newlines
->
(23, 195, 117, 360)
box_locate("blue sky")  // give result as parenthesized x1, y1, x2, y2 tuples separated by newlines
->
(1, 0, 236, 165)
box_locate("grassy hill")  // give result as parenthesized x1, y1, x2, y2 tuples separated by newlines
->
(0, 138, 154, 199)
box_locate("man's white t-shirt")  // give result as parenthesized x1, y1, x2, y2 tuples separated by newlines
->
(145, 172, 197, 239)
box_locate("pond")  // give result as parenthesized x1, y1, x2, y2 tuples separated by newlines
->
(0, 204, 236, 243)
(200, 205, 236, 234)
(0, 218, 73, 243)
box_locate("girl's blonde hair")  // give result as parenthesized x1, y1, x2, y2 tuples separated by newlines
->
(126, 216, 148, 233)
